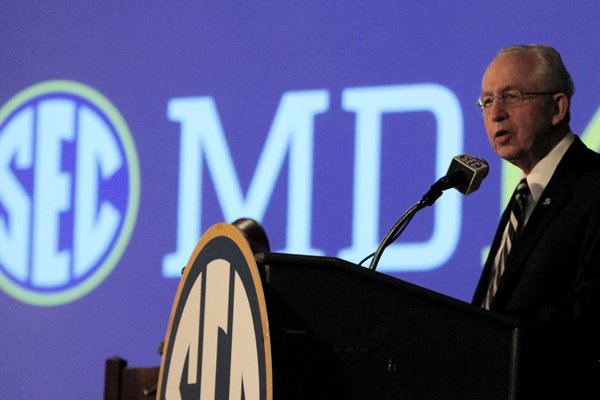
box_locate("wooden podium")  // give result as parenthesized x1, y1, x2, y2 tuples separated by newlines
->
(257, 252, 521, 400)
(154, 222, 523, 400)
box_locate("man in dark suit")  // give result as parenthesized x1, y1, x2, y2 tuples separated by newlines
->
(471, 44, 600, 398)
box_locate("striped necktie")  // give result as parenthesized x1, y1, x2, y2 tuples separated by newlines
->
(483, 178, 530, 309)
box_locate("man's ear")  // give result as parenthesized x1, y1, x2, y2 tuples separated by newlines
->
(551, 93, 569, 125)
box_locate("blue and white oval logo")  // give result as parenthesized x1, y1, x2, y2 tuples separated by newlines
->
(158, 223, 272, 400)
(0, 80, 140, 306)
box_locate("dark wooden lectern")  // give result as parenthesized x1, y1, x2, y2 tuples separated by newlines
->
(117, 222, 524, 400)
(257, 252, 522, 400)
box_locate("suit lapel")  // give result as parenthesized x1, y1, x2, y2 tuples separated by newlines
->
(472, 199, 512, 305)
(489, 139, 585, 309)
(491, 184, 572, 307)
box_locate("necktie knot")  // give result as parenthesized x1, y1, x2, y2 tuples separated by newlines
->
(514, 178, 530, 227)
(516, 178, 530, 199)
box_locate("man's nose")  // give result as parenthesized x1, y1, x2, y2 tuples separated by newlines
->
(488, 99, 508, 121)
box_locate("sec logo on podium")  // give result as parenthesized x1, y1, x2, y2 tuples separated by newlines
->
(157, 223, 272, 400)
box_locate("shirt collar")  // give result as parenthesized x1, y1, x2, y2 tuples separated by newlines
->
(522, 132, 575, 202)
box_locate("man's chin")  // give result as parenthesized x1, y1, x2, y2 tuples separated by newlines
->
(496, 148, 524, 167)
(495, 147, 516, 161)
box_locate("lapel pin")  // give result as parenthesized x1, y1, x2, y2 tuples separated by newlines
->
(542, 198, 552, 206)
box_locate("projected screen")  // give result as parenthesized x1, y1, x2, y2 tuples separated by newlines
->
(2, 2, 600, 398)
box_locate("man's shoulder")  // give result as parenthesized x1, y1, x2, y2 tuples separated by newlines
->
(565, 136, 600, 169)
(552, 138, 600, 200)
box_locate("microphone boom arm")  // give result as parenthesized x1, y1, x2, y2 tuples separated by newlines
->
(369, 200, 426, 270)
(366, 154, 488, 272)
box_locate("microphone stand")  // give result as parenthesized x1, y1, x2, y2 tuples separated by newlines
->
(368, 200, 426, 271)
(366, 171, 464, 271)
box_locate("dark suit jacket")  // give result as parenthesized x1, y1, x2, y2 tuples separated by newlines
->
(472, 136, 600, 398)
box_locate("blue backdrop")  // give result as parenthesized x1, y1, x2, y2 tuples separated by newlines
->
(2, 2, 600, 398)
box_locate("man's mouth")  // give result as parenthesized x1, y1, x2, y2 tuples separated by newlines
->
(494, 130, 511, 144)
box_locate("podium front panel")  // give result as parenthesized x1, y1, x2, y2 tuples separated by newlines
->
(257, 252, 520, 400)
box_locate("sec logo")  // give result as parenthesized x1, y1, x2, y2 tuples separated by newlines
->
(158, 223, 272, 400)
(0, 80, 140, 306)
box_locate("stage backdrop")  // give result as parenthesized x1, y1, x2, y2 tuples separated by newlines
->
(2, 2, 600, 398)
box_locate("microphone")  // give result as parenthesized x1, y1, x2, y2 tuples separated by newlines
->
(446, 154, 489, 195)
(421, 154, 489, 206)
(366, 153, 489, 270)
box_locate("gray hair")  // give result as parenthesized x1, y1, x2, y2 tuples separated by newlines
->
(496, 44, 575, 99)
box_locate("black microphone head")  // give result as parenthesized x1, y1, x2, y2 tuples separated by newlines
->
(446, 154, 489, 195)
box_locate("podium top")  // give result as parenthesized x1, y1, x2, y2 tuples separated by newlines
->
(255, 251, 522, 329)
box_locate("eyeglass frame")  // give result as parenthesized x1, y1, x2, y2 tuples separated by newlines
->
(477, 90, 560, 110)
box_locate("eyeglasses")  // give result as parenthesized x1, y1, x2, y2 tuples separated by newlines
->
(477, 90, 559, 110)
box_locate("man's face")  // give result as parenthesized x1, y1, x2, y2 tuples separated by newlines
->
(481, 52, 557, 173)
